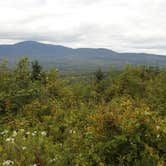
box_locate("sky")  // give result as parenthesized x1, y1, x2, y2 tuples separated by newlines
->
(0, 0, 166, 55)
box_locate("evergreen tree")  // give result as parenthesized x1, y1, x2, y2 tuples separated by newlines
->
(31, 60, 42, 81)
(94, 68, 104, 82)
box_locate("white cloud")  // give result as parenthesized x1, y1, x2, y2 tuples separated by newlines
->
(0, 0, 45, 8)
(0, 0, 166, 54)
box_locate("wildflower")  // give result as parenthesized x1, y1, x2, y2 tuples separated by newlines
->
(22, 146, 26, 150)
(0, 132, 2, 135)
(32, 131, 37, 136)
(2, 160, 14, 165)
(69, 130, 72, 134)
(69, 130, 76, 134)
(32, 132, 37, 136)
(0, 130, 8, 135)
(26, 131, 30, 135)
(41, 131, 47, 136)
(50, 157, 57, 163)
(157, 134, 160, 138)
(6, 137, 14, 143)
(12, 131, 17, 137)
(32, 133, 35, 136)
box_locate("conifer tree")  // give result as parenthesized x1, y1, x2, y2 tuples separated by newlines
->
(31, 60, 42, 81)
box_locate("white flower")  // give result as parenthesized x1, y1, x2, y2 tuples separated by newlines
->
(41, 131, 47, 136)
(22, 146, 26, 150)
(12, 131, 17, 137)
(26, 131, 30, 135)
(32, 132, 36, 136)
(0, 132, 2, 135)
(69, 130, 74, 134)
(69, 130, 76, 134)
(0, 130, 8, 135)
(6, 137, 14, 143)
(2, 160, 14, 165)
(157, 134, 160, 138)
(32, 131, 37, 136)
(50, 157, 57, 163)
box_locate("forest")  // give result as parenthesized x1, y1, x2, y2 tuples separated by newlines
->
(0, 57, 166, 166)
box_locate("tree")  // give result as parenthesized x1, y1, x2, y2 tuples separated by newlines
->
(94, 68, 104, 82)
(31, 60, 42, 81)
(92, 68, 105, 102)
(15, 57, 30, 88)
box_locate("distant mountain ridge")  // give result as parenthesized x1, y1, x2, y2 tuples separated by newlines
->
(0, 41, 166, 71)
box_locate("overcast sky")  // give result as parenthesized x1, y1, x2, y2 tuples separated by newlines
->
(0, 0, 166, 54)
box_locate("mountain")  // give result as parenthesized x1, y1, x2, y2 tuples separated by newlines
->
(0, 41, 166, 72)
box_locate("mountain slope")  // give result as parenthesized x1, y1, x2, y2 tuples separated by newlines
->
(0, 41, 166, 71)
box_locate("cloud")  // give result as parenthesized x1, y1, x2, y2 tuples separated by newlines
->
(0, 0, 45, 8)
(0, 0, 166, 55)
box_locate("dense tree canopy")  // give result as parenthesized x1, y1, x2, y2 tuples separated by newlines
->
(0, 58, 165, 165)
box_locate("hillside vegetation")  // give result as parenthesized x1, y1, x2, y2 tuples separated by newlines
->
(0, 57, 166, 166)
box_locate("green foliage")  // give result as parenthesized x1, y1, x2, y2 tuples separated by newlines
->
(0, 59, 165, 165)
(94, 68, 105, 82)
(31, 60, 43, 81)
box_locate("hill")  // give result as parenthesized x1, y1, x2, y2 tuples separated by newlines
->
(0, 41, 166, 71)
